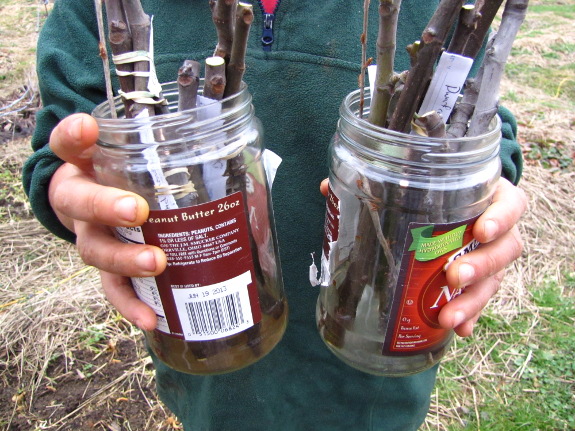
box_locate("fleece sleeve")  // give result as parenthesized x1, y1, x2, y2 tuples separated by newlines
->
(22, 0, 106, 243)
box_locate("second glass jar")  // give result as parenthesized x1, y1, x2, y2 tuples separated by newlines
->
(316, 89, 501, 376)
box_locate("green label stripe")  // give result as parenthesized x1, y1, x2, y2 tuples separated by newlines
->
(408, 225, 467, 262)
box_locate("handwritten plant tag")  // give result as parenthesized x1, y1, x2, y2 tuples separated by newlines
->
(417, 52, 473, 122)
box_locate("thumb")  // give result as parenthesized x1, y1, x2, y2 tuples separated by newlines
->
(49, 113, 100, 170)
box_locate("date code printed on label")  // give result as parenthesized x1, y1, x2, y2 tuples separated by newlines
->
(171, 271, 254, 341)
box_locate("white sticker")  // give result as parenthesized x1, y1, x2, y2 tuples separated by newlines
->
(172, 270, 254, 341)
(262, 149, 282, 189)
(417, 52, 474, 122)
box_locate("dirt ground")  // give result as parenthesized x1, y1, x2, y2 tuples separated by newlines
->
(0, 1, 574, 431)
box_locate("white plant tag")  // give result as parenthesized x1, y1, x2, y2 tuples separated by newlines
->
(368, 64, 377, 97)
(134, 110, 178, 210)
(147, 16, 162, 98)
(417, 52, 473, 122)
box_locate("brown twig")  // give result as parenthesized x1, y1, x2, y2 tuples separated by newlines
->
(224, 2, 253, 98)
(95, 0, 116, 118)
(447, 4, 480, 55)
(413, 111, 447, 137)
(358, 0, 371, 119)
(462, 0, 505, 59)
(368, 0, 402, 127)
(204, 56, 227, 100)
(104, 0, 133, 115)
(177, 60, 201, 111)
(467, 0, 529, 136)
(122, 0, 155, 117)
(388, 0, 465, 133)
(212, 0, 237, 62)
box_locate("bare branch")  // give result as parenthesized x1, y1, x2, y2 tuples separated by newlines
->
(462, 0, 505, 59)
(224, 2, 253, 97)
(204, 56, 227, 100)
(447, 4, 480, 55)
(413, 111, 446, 137)
(467, 0, 528, 136)
(368, 0, 402, 127)
(358, 0, 371, 119)
(104, 0, 134, 116)
(177, 60, 201, 111)
(95, 0, 116, 118)
(388, 0, 465, 133)
(212, 0, 237, 62)
(122, 0, 155, 117)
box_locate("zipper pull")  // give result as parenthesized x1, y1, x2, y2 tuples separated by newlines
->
(262, 13, 275, 51)
(257, 0, 281, 51)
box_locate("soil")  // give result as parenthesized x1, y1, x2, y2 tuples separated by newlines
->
(0, 338, 173, 431)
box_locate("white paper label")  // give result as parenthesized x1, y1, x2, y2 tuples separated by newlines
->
(417, 52, 474, 122)
(172, 270, 255, 341)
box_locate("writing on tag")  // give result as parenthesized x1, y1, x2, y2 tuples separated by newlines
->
(417, 52, 473, 122)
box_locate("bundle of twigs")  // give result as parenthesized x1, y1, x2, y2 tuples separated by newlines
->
(322, 0, 528, 349)
(93, 0, 285, 367)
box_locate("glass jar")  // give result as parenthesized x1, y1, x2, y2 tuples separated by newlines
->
(316, 89, 501, 376)
(93, 81, 287, 375)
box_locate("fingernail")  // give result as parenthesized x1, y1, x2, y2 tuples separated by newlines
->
(115, 197, 138, 222)
(70, 116, 84, 141)
(458, 263, 475, 286)
(484, 219, 498, 242)
(135, 249, 156, 272)
(453, 310, 466, 328)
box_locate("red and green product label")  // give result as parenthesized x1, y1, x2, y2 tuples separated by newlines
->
(116, 192, 261, 341)
(383, 219, 479, 355)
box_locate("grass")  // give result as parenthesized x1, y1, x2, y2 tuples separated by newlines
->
(0, 0, 45, 93)
(432, 272, 575, 431)
(495, 0, 575, 172)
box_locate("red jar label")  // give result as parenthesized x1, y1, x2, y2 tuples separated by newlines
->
(323, 185, 340, 258)
(383, 219, 479, 355)
(116, 192, 261, 341)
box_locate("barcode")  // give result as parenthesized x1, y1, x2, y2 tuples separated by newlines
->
(185, 292, 245, 336)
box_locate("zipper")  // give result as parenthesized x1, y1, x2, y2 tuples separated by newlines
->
(257, 0, 281, 51)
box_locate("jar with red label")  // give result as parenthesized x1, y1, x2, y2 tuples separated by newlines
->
(315, 88, 501, 376)
(92, 81, 287, 375)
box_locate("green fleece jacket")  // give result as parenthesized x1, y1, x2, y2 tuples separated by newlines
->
(24, 1, 522, 430)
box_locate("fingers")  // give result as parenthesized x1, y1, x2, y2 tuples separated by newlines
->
(75, 222, 167, 277)
(100, 271, 158, 331)
(50, 165, 149, 227)
(320, 178, 328, 196)
(446, 225, 523, 290)
(473, 178, 528, 243)
(49, 113, 100, 170)
(439, 180, 526, 337)
(438, 270, 506, 337)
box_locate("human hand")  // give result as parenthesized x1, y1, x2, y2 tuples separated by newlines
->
(49, 113, 166, 331)
(320, 177, 527, 337)
(439, 178, 527, 337)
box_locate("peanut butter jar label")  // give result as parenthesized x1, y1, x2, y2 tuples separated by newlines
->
(117, 192, 261, 341)
(383, 218, 479, 355)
